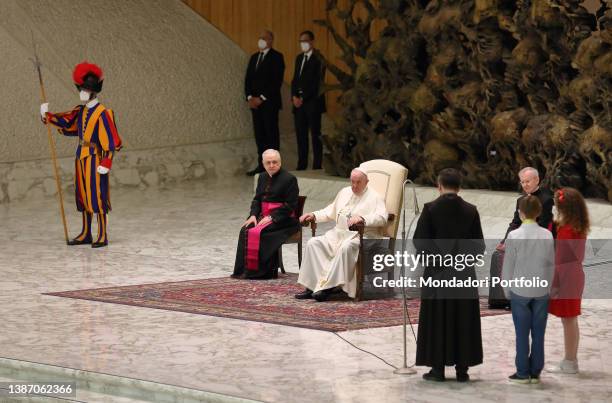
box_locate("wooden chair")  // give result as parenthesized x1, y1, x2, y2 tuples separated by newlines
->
(304, 160, 407, 300)
(278, 195, 307, 273)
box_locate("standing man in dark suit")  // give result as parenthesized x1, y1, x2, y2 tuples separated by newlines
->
(244, 30, 285, 176)
(291, 30, 326, 170)
(413, 168, 486, 382)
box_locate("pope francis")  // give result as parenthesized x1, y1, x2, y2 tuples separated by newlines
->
(295, 168, 388, 301)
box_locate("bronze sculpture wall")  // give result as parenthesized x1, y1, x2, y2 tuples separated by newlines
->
(318, 0, 611, 201)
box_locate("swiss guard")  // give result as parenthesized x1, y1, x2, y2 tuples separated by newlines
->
(40, 62, 122, 248)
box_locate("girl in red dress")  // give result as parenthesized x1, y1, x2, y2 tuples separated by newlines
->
(548, 187, 589, 374)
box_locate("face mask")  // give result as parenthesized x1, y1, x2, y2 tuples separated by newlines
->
(300, 41, 311, 53)
(79, 90, 91, 102)
(257, 39, 267, 50)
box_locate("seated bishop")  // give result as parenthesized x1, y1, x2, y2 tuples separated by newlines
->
(296, 168, 388, 301)
(232, 149, 299, 279)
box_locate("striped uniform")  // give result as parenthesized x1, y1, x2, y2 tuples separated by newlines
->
(46, 103, 122, 214)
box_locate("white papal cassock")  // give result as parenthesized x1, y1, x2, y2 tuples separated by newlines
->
(298, 186, 388, 297)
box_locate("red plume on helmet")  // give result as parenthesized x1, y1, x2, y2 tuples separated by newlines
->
(72, 61, 104, 93)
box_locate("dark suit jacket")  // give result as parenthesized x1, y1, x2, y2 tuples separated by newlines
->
(244, 48, 285, 110)
(290, 50, 326, 114)
(504, 187, 555, 239)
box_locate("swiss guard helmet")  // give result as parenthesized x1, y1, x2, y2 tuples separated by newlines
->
(72, 61, 104, 93)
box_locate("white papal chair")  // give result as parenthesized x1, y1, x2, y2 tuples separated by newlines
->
(352, 159, 408, 300)
(305, 160, 408, 300)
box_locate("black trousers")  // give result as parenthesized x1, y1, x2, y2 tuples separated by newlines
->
(294, 104, 322, 169)
(251, 103, 280, 168)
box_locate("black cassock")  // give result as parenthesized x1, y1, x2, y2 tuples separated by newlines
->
(413, 193, 486, 369)
(233, 169, 299, 279)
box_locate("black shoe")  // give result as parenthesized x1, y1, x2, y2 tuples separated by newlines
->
(294, 289, 313, 299)
(67, 237, 92, 246)
(422, 369, 445, 382)
(312, 288, 333, 302)
(456, 372, 470, 382)
(230, 273, 242, 279)
(455, 365, 469, 382)
(246, 167, 264, 176)
(91, 241, 108, 248)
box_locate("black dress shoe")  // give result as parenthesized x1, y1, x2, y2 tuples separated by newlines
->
(91, 241, 108, 248)
(456, 372, 470, 382)
(294, 289, 313, 299)
(312, 288, 333, 302)
(67, 237, 92, 246)
(422, 369, 445, 382)
(455, 365, 469, 382)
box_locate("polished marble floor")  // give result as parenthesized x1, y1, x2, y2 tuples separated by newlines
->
(0, 176, 611, 402)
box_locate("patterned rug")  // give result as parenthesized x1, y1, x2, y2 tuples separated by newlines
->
(45, 274, 509, 332)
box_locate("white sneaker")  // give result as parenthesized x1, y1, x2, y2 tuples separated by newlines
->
(546, 359, 579, 374)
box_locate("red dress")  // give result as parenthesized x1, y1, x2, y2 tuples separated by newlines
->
(548, 225, 586, 317)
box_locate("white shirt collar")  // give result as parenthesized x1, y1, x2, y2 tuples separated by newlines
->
(86, 99, 99, 109)
(303, 50, 313, 59)
(261, 48, 271, 56)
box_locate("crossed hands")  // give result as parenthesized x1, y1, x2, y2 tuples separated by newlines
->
(248, 97, 263, 109)
(292, 96, 303, 108)
(242, 215, 273, 228)
(347, 216, 365, 227)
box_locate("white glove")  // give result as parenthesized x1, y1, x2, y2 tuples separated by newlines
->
(40, 103, 49, 118)
(97, 166, 110, 175)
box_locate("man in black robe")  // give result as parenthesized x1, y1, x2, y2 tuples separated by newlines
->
(232, 149, 299, 279)
(413, 168, 486, 382)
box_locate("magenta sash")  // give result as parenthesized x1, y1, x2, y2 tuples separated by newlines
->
(245, 202, 290, 271)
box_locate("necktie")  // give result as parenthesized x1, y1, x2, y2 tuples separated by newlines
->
(256, 52, 264, 69)
(300, 55, 309, 76)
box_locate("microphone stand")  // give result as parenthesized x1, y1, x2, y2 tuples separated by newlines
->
(394, 179, 420, 375)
